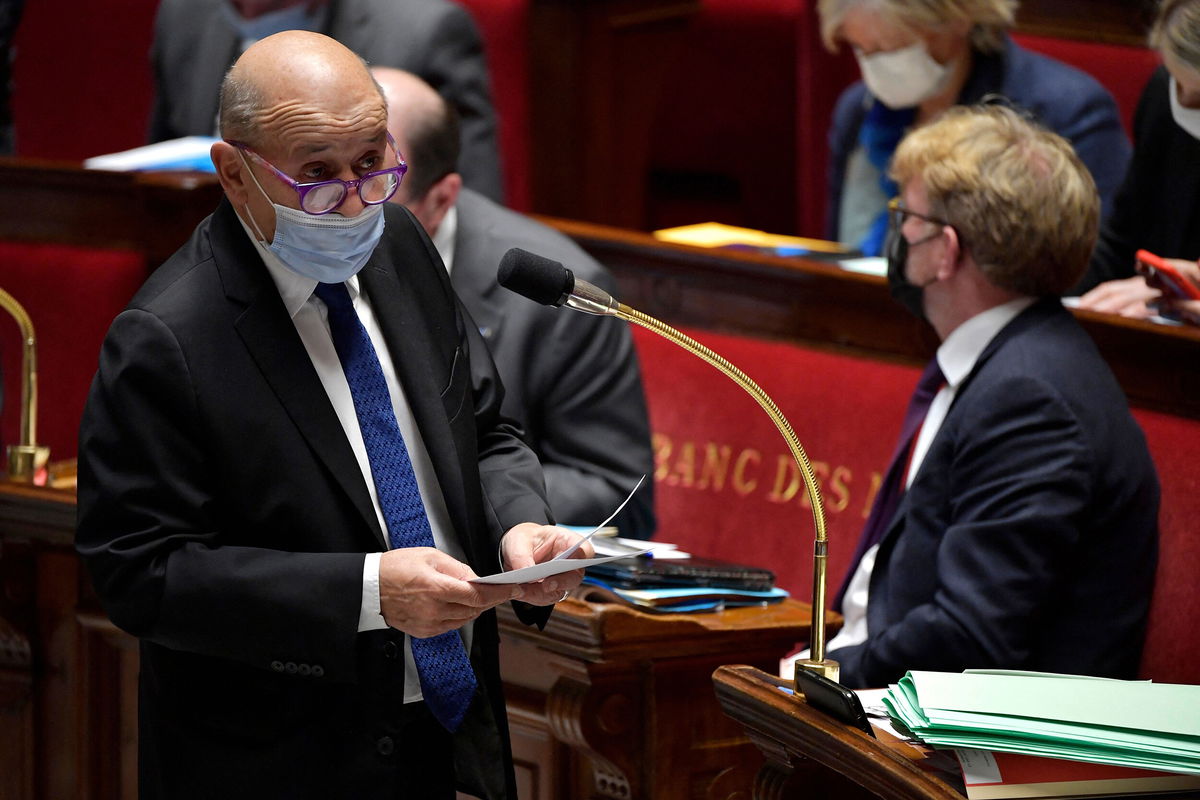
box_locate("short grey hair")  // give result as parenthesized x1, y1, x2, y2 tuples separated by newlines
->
(817, 0, 1018, 55)
(218, 66, 266, 147)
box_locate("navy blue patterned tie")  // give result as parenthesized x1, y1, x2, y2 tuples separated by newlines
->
(315, 281, 476, 732)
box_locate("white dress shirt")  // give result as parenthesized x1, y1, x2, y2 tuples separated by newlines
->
(238, 216, 471, 703)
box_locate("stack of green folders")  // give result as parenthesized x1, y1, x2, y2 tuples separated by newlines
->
(883, 670, 1200, 774)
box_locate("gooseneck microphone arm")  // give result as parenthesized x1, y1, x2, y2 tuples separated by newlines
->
(498, 248, 839, 680)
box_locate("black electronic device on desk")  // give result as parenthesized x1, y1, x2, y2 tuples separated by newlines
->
(586, 554, 775, 592)
(581, 553, 787, 614)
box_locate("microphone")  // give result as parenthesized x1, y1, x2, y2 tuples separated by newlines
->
(496, 247, 841, 683)
(497, 248, 619, 316)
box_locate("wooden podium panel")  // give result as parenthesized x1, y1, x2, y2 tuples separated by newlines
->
(499, 594, 815, 800)
(713, 664, 961, 800)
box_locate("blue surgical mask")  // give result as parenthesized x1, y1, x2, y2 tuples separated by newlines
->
(221, 2, 325, 45)
(242, 155, 386, 283)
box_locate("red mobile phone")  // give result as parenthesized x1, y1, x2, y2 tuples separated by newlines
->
(1135, 250, 1200, 300)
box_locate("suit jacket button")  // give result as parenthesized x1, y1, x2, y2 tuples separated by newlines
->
(270, 661, 285, 673)
(312, 665, 324, 677)
(376, 736, 395, 756)
(298, 664, 312, 676)
(383, 641, 400, 660)
(285, 662, 298, 674)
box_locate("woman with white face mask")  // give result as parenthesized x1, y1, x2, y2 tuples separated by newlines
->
(1076, 0, 1200, 323)
(820, 0, 1130, 256)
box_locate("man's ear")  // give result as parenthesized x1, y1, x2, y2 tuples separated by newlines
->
(412, 172, 463, 235)
(211, 141, 250, 206)
(937, 225, 964, 280)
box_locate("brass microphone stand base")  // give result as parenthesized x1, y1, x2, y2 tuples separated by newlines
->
(7, 444, 50, 483)
(795, 658, 840, 683)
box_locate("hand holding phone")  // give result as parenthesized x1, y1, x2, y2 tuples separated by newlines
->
(1135, 250, 1200, 300)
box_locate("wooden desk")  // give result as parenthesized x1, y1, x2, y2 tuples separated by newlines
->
(712, 664, 961, 800)
(0, 158, 222, 267)
(0, 482, 817, 800)
(542, 215, 1200, 421)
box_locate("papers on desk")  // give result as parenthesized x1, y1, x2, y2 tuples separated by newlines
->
(579, 576, 788, 613)
(471, 477, 655, 585)
(84, 137, 219, 173)
(653, 221, 851, 257)
(883, 670, 1200, 776)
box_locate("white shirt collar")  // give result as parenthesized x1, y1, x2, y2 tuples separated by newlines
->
(432, 204, 458, 275)
(235, 213, 361, 317)
(936, 297, 1037, 388)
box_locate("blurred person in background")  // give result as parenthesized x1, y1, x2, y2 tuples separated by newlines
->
(819, 0, 1129, 257)
(1075, 0, 1200, 321)
(150, 0, 504, 201)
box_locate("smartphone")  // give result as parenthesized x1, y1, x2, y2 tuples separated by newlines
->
(793, 666, 876, 738)
(1135, 250, 1200, 300)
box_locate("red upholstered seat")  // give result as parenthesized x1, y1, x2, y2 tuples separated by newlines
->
(1130, 407, 1200, 684)
(1010, 33, 1161, 138)
(0, 242, 146, 463)
(634, 325, 1200, 684)
(455, 0, 533, 211)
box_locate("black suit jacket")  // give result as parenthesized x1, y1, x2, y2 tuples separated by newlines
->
(149, 0, 504, 201)
(1076, 67, 1200, 293)
(450, 188, 656, 538)
(832, 300, 1159, 688)
(76, 200, 550, 799)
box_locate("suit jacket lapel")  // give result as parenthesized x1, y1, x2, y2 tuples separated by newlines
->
(212, 202, 386, 548)
(875, 299, 1061, 551)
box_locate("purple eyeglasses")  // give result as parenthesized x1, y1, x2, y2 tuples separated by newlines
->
(228, 133, 408, 215)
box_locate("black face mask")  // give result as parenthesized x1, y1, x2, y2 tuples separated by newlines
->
(885, 226, 943, 320)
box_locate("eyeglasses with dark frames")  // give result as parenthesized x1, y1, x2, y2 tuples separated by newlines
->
(887, 197, 952, 232)
(228, 133, 408, 216)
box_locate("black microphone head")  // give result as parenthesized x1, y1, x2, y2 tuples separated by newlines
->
(497, 248, 574, 306)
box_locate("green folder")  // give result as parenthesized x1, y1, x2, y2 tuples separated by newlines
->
(883, 670, 1200, 775)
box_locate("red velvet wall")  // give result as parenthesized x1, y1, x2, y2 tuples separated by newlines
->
(1011, 33, 1160, 138)
(455, 0, 532, 211)
(634, 325, 915, 609)
(0, 242, 146, 462)
(11, 0, 159, 160)
(1130, 407, 1200, 684)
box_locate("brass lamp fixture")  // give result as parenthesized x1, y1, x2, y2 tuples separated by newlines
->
(497, 248, 840, 681)
(606, 308, 839, 681)
(0, 286, 49, 482)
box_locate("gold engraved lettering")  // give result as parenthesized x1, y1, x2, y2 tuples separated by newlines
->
(861, 471, 883, 518)
(652, 433, 672, 482)
(697, 443, 732, 491)
(732, 449, 760, 496)
(670, 441, 697, 488)
(767, 455, 800, 503)
(828, 466, 852, 513)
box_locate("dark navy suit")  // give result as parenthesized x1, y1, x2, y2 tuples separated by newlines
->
(832, 299, 1159, 688)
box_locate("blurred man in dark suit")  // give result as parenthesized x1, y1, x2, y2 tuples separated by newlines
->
(373, 67, 656, 539)
(150, 0, 504, 201)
